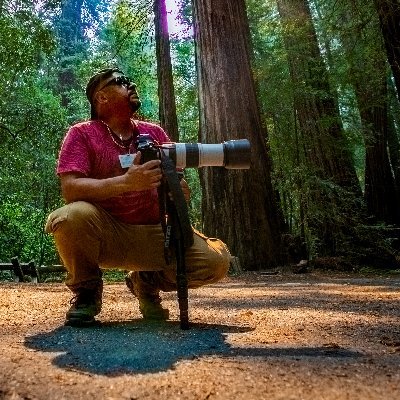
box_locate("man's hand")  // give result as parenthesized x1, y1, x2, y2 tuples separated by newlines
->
(180, 178, 191, 203)
(124, 151, 163, 191)
(168, 177, 191, 203)
(60, 151, 163, 203)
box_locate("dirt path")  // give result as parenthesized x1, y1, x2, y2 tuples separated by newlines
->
(0, 271, 400, 399)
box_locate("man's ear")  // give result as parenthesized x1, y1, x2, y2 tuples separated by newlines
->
(95, 91, 108, 105)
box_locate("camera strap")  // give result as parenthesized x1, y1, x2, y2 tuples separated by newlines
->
(158, 151, 194, 264)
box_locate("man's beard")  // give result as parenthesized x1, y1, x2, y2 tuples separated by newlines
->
(130, 99, 141, 113)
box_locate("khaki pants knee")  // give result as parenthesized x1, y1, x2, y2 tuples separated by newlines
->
(46, 201, 230, 291)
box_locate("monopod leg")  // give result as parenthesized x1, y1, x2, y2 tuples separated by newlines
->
(173, 209, 189, 330)
(176, 239, 189, 329)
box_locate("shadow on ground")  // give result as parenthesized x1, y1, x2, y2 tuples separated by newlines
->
(24, 320, 362, 376)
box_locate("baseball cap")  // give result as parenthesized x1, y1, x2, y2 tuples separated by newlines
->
(85, 67, 124, 119)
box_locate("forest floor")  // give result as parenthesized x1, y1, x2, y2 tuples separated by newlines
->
(0, 269, 400, 400)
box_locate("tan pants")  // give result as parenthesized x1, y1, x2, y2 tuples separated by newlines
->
(45, 201, 230, 292)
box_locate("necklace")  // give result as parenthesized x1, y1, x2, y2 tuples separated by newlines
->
(101, 121, 134, 153)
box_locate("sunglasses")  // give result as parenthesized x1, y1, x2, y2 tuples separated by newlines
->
(97, 76, 135, 92)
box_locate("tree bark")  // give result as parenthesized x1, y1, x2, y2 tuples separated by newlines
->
(373, 0, 400, 101)
(388, 79, 400, 190)
(192, 0, 283, 269)
(361, 81, 400, 224)
(357, 71, 400, 224)
(154, 0, 179, 141)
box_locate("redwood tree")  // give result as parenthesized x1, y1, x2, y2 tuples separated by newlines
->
(192, 0, 283, 269)
(276, 0, 362, 255)
(374, 0, 400, 101)
(338, 0, 400, 224)
(55, 0, 88, 107)
(154, 0, 179, 141)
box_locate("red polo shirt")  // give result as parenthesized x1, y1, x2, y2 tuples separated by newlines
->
(57, 119, 169, 224)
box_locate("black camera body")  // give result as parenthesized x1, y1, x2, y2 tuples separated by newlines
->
(135, 134, 161, 164)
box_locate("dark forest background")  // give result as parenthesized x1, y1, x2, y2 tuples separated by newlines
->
(2, 0, 400, 272)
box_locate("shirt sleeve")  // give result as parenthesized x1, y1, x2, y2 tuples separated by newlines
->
(57, 126, 92, 177)
(158, 127, 171, 143)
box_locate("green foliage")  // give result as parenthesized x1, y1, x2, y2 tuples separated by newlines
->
(0, 76, 67, 265)
(184, 168, 201, 229)
(172, 38, 198, 142)
(0, 1, 56, 75)
(102, 269, 127, 282)
(0, 2, 68, 265)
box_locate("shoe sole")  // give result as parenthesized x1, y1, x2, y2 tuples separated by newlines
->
(139, 307, 169, 321)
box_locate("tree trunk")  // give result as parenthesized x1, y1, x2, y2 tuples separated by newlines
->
(56, 0, 86, 107)
(362, 82, 400, 224)
(154, 0, 179, 141)
(388, 79, 400, 190)
(192, 0, 283, 269)
(374, 0, 400, 101)
(277, 0, 362, 255)
(339, 1, 400, 224)
(357, 73, 400, 224)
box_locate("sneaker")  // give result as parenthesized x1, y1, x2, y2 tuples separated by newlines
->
(125, 272, 169, 321)
(65, 287, 102, 327)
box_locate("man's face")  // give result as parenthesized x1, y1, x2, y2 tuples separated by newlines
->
(96, 72, 141, 114)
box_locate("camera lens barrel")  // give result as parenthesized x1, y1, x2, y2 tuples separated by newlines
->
(162, 139, 250, 169)
(223, 139, 251, 169)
